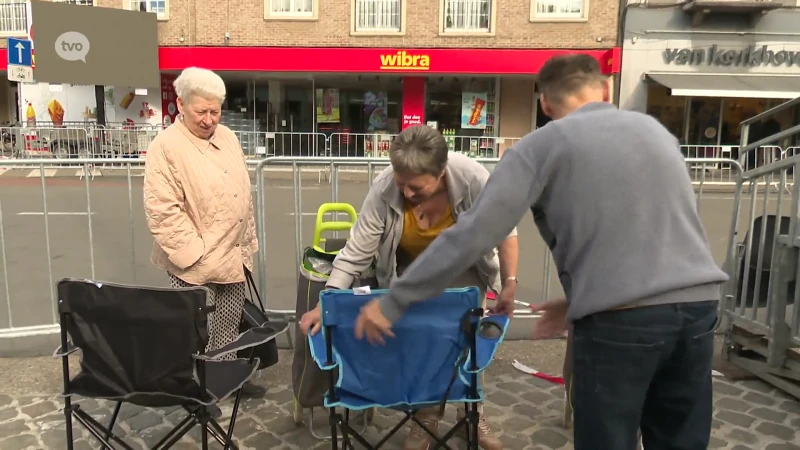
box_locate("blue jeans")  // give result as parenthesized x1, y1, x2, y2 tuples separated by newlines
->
(571, 301, 718, 450)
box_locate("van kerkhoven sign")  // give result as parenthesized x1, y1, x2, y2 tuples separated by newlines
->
(663, 45, 800, 68)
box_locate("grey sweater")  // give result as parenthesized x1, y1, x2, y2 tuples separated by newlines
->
(381, 102, 729, 323)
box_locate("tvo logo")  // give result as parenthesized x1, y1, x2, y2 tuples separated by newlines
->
(55, 31, 90, 63)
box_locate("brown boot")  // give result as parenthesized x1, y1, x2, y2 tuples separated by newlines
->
(457, 409, 503, 450)
(403, 410, 440, 450)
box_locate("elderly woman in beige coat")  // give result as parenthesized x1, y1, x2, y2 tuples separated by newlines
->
(143, 67, 261, 402)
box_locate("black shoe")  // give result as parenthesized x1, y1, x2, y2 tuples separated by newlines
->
(239, 381, 266, 398)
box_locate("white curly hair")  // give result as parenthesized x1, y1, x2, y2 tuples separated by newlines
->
(173, 67, 227, 104)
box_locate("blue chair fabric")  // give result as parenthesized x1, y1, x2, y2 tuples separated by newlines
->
(308, 287, 508, 450)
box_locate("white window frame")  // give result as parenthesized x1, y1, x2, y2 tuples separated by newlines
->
(265, 0, 318, 20)
(53, 0, 95, 5)
(351, 0, 404, 34)
(439, 0, 496, 35)
(0, 0, 28, 37)
(124, 0, 169, 21)
(530, 0, 588, 22)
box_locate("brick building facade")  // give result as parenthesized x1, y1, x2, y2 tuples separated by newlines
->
(0, 0, 621, 144)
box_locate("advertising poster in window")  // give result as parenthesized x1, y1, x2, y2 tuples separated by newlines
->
(364, 91, 388, 131)
(461, 92, 488, 129)
(161, 74, 178, 126)
(316, 88, 340, 123)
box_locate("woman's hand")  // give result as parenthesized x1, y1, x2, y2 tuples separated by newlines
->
(299, 305, 322, 336)
(488, 285, 516, 317)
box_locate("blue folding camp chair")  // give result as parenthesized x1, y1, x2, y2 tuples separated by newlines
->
(308, 287, 509, 450)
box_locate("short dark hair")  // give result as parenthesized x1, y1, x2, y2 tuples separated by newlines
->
(537, 54, 607, 106)
(389, 125, 449, 176)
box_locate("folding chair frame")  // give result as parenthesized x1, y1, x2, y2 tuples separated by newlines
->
(57, 303, 252, 450)
(322, 307, 484, 450)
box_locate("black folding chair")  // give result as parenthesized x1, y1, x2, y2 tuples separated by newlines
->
(54, 278, 288, 450)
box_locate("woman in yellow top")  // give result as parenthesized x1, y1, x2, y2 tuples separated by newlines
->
(299, 125, 519, 450)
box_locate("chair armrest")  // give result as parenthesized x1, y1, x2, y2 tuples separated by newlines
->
(462, 315, 510, 374)
(52, 342, 80, 358)
(308, 331, 339, 370)
(197, 321, 289, 361)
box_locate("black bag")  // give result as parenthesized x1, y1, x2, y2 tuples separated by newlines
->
(238, 269, 280, 370)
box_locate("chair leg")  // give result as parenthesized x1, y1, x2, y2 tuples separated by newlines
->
(224, 386, 246, 450)
(102, 402, 123, 450)
(64, 396, 75, 450)
(200, 409, 209, 450)
(469, 403, 479, 450)
(329, 407, 339, 450)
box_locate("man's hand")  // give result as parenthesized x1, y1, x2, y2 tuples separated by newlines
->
(488, 285, 516, 317)
(354, 298, 395, 346)
(299, 305, 322, 336)
(531, 297, 568, 339)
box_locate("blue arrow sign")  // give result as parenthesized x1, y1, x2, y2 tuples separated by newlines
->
(7, 38, 32, 67)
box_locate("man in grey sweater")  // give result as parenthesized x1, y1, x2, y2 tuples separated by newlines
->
(354, 54, 729, 450)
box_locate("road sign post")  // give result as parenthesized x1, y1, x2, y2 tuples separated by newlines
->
(6, 37, 33, 83)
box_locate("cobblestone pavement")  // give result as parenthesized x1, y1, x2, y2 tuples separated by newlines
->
(0, 342, 798, 450)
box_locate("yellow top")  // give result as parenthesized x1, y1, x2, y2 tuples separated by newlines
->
(398, 200, 455, 261)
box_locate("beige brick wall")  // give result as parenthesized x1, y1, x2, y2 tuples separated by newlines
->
(165, 0, 619, 48)
(0, 0, 618, 49)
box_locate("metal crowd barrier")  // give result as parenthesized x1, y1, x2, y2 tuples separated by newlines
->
(682, 144, 788, 188)
(0, 155, 748, 355)
(722, 96, 800, 399)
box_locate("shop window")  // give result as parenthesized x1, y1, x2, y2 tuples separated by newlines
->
(441, 0, 493, 33)
(645, 84, 687, 143)
(531, 0, 585, 20)
(353, 0, 402, 33)
(267, 0, 316, 19)
(125, 1, 168, 20)
(426, 77, 498, 156)
(0, 1, 27, 36)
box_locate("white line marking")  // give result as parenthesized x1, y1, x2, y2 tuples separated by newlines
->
(272, 185, 320, 190)
(286, 212, 360, 217)
(26, 169, 58, 178)
(16, 212, 95, 216)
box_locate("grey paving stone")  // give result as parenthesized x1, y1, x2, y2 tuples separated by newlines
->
(726, 427, 758, 445)
(778, 399, 800, 415)
(488, 391, 518, 407)
(740, 380, 775, 394)
(0, 406, 19, 422)
(743, 391, 778, 407)
(715, 410, 756, 428)
(716, 397, 753, 412)
(126, 410, 166, 432)
(243, 431, 283, 449)
(0, 396, 14, 408)
(708, 436, 728, 449)
(531, 428, 569, 449)
(20, 400, 58, 420)
(764, 444, 800, 450)
(0, 433, 39, 450)
(749, 406, 789, 424)
(499, 433, 533, 449)
(755, 421, 796, 441)
(713, 381, 744, 397)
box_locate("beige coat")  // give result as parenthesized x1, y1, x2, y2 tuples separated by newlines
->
(143, 119, 257, 285)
